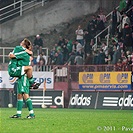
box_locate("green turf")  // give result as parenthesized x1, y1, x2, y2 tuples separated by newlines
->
(0, 108, 133, 133)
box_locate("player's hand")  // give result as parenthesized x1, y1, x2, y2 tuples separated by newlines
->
(8, 53, 16, 59)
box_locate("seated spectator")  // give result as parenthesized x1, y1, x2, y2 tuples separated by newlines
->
(65, 52, 76, 65)
(54, 50, 63, 65)
(74, 52, 84, 65)
(33, 34, 43, 54)
(75, 40, 83, 55)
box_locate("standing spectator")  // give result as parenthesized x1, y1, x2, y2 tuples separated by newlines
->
(96, 15, 105, 41)
(119, 0, 127, 14)
(96, 15, 105, 33)
(111, 8, 121, 36)
(92, 50, 98, 65)
(97, 49, 106, 65)
(101, 42, 108, 55)
(98, 10, 106, 23)
(121, 13, 130, 30)
(84, 53, 93, 65)
(33, 34, 43, 54)
(123, 23, 132, 48)
(75, 25, 84, 46)
(112, 46, 121, 65)
(62, 44, 69, 64)
(58, 36, 65, 46)
(66, 39, 73, 55)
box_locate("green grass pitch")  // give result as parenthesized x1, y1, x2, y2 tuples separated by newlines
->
(0, 108, 133, 133)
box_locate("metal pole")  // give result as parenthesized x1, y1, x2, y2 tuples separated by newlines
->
(14, 0, 16, 8)
(3, 48, 5, 63)
(20, 0, 23, 16)
(42, 0, 44, 6)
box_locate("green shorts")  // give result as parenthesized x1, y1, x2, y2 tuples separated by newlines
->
(8, 64, 25, 77)
(17, 74, 30, 94)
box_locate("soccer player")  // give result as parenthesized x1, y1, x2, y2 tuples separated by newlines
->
(8, 38, 39, 119)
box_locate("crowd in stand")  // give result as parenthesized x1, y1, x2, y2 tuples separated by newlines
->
(30, 0, 133, 71)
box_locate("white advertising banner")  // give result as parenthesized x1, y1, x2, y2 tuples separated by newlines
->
(0, 71, 54, 89)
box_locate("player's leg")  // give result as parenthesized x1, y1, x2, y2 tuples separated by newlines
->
(23, 94, 35, 118)
(24, 66, 41, 89)
(22, 75, 35, 118)
(10, 91, 23, 118)
(24, 66, 33, 79)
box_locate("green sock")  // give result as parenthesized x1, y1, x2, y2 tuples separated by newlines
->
(28, 77, 34, 86)
(17, 99, 23, 116)
(26, 98, 34, 116)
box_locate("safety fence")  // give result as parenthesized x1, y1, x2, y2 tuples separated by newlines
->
(0, 89, 133, 110)
(0, 47, 49, 63)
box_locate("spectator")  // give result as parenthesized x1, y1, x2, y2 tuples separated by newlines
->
(87, 21, 96, 39)
(62, 44, 69, 64)
(33, 34, 43, 54)
(66, 39, 73, 55)
(105, 52, 112, 65)
(98, 10, 106, 23)
(96, 15, 105, 33)
(92, 50, 98, 65)
(84, 53, 93, 65)
(123, 23, 132, 48)
(111, 8, 121, 36)
(121, 12, 130, 30)
(119, 0, 127, 14)
(54, 50, 63, 65)
(58, 36, 65, 46)
(112, 46, 120, 65)
(75, 40, 83, 55)
(101, 42, 108, 55)
(97, 49, 106, 65)
(65, 52, 76, 65)
(75, 25, 84, 46)
(96, 15, 105, 41)
(74, 52, 84, 65)
(36, 53, 45, 71)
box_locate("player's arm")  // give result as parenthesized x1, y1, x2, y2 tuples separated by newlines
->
(9, 47, 33, 59)
(25, 49, 33, 55)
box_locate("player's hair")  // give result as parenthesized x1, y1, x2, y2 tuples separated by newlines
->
(23, 38, 32, 49)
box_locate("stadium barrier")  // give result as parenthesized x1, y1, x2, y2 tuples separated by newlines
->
(69, 91, 133, 110)
(0, 89, 64, 108)
(0, 90, 10, 107)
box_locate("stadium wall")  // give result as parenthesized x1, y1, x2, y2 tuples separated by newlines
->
(0, 0, 119, 43)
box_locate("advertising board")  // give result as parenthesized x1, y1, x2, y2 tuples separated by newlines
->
(0, 71, 54, 89)
(79, 72, 131, 90)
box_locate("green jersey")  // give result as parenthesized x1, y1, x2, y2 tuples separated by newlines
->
(8, 46, 30, 77)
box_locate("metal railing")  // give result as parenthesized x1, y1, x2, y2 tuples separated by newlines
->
(92, 6, 119, 49)
(93, 6, 132, 49)
(0, 0, 48, 23)
(0, 47, 49, 63)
